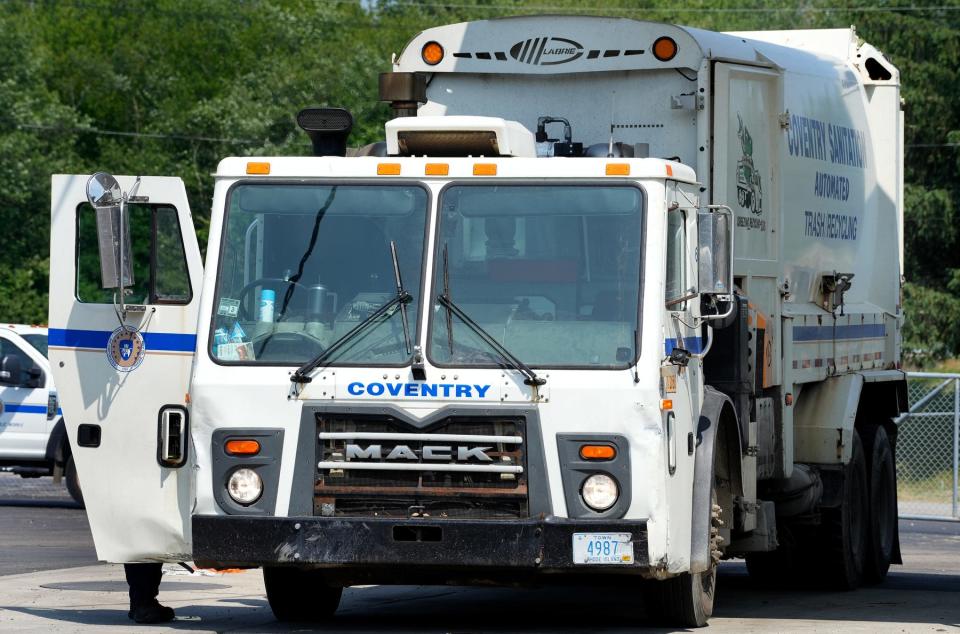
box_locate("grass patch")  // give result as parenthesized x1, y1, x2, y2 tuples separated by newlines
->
(897, 468, 957, 503)
(906, 358, 960, 373)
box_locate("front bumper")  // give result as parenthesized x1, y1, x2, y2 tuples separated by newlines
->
(192, 515, 649, 573)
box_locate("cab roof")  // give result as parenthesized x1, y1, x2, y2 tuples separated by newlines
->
(215, 156, 697, 184)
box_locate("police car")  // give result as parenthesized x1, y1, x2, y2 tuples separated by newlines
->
(0, 324, 81, 505)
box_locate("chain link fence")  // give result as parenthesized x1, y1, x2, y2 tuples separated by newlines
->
(896, 373, 959, 521)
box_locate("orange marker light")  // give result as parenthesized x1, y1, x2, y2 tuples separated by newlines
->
(225, 439, 261, 456)
(665, 164, 674, 177)
(661, 399, 674, 410)
(422, 41, 444, 66)
(580, 445, 617, 460)
(246, 162, 270, 175)
(425, 163, 449, 176)
(606, 163, 630, 176)
(653, 36, 678, 62)
(473, 163, 497, 176)
(377, 163, 401, 175)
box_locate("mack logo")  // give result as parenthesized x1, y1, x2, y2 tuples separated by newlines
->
(510, 36, 583, 66)
(345, 444, 493, 462)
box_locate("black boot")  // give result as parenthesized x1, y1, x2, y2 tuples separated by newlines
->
(128, 598, 176, 624)
(125, 563, 173, 624)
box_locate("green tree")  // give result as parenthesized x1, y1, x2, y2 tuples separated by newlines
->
(0, 10, 86, 323)
(0, 0, 958, 363)
(902, 283, 960, 366)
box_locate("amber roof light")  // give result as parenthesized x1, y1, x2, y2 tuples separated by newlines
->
(653, 36, 678, 62)
(422, 41, 444, 65)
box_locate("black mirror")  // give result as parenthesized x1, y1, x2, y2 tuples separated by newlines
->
(0, 354, 23, 385)
(26, 365, 43, 388)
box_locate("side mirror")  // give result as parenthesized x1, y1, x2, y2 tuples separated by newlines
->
(0, 354, 23, 386)
(86, 172, 134, 290)
(697, 206, 734, 297)
(86, 172, 121, 208)
(26, 366, 43, 389)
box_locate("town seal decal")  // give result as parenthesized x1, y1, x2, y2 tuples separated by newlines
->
(736, 113, 763, 216)
(106, 327, 146, 372)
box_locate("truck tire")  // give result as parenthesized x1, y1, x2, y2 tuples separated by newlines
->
(263, 566, 342, 622)
(644, 491, 720, 627)
(863, 425, 896, 584)
(818, 429, 868, 590)
(65, 455, 84, 508)
(644, 568, 715, 628)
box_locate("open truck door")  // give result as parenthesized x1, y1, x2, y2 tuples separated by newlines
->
(48, 174, 203, 562)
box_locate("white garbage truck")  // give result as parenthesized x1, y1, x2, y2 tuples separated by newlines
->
(48, 15, 904, 626)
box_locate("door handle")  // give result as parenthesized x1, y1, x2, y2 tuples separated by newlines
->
(157, 406, 189, 468)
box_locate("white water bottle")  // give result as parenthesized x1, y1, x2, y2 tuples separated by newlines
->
(259, 289, 275, 322)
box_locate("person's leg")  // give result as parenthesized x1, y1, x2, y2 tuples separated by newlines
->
(124, 562, 162, 604)
(124, 563, 175, 623)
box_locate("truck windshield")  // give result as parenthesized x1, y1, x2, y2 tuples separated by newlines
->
(211, 183, 428, 365)
(429, 184, 644, 368)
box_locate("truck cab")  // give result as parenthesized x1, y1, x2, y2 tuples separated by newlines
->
(190, 145, 720, 568)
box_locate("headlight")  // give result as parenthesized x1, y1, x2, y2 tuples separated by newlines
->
(581, 473, 618, 511)
(227, 468, 263, 505)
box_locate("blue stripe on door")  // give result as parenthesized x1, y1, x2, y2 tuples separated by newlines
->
(140, 332, 198, 352)
(48, 328, 197, 353)
(3, 404, 49, 414)
(48, 328, 109, 348)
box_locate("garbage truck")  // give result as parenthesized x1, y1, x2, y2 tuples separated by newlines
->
(48, 15, 904, 626)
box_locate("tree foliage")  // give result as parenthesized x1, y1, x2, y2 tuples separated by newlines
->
(902, 283, 960, 366)
(1, 0, 959, 362)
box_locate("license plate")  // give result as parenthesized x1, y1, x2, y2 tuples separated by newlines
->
(572, 532, 634, 565)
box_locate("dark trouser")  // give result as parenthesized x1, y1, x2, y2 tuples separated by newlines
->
(124, 562, 162, 606)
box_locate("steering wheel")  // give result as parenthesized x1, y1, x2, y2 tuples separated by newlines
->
(253, 330, 325, 361)
(237, 278, 308, 321)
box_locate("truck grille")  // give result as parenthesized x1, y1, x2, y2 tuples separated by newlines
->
(315, 414, 528, 519)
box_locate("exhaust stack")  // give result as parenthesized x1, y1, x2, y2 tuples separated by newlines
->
(297, 107, 353, 157)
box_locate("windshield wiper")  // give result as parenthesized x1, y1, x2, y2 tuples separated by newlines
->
(390, 241, 412, 356)
(291, 241, 412, 385)
(437, 247, 545, 387)
(290, 292, 410, 384)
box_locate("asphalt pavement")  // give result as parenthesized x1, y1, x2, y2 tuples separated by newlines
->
(0, 472, 93, 576)
(1, 472, 959, 632)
